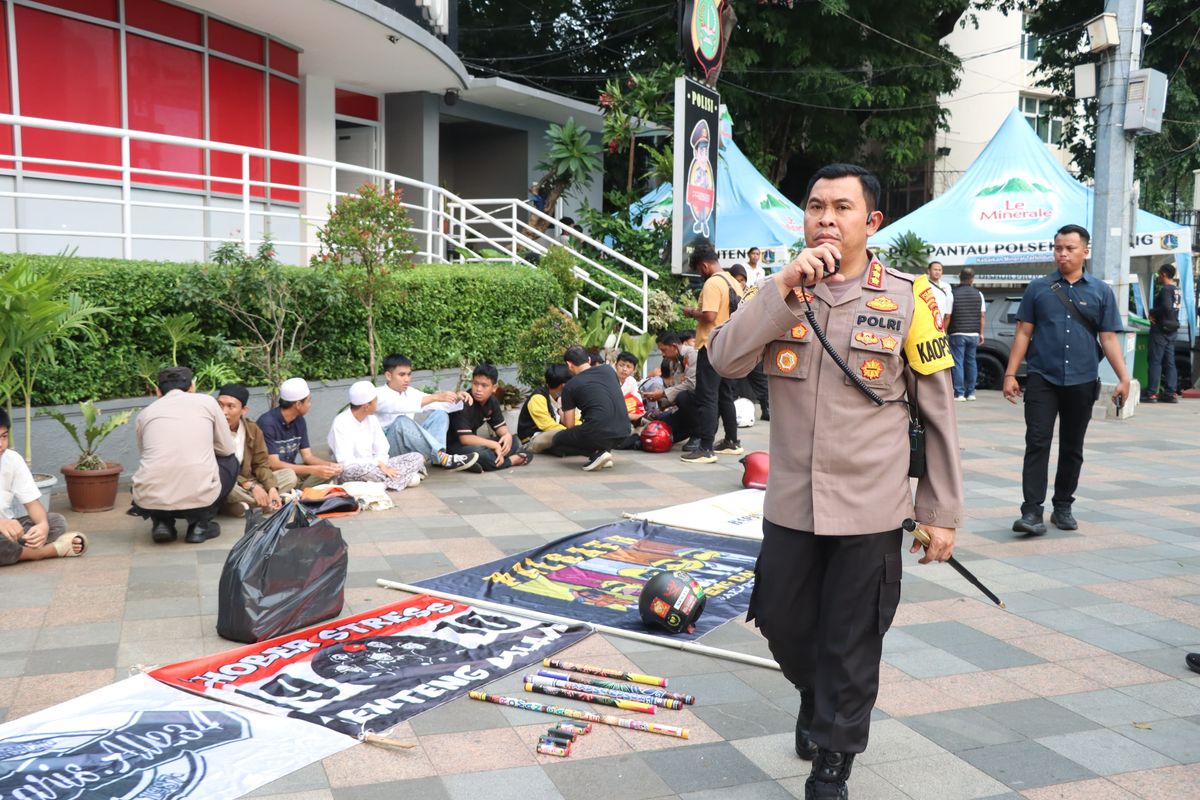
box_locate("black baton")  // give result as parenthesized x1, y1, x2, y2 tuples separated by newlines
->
(903, 519, 1005, 609)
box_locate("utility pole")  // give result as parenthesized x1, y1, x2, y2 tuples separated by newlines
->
(1090, 0, 1143, 383)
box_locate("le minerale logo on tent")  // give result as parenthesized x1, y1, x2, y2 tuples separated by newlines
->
(973, 177, 1056, 228)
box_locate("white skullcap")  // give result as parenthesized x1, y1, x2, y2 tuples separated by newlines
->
(279, 377, 311, 403)
(348, 380, 377, 406)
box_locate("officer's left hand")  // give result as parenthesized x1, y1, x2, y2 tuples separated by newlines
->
(1112, 378, 1131, 407)
(910, 525, 955, 564)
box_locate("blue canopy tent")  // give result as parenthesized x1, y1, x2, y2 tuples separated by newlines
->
(872, 108, 1194, 341)
(633, 109, 805, 266)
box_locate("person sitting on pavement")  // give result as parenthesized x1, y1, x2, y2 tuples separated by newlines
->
(643, 331, 698, 448)
(327, 381, 427, 491)
(130, 366, 237, 544)
(258, 377, 343, 487)
(375, 353, 480, 472)
(447, 364, 530, 471)
(216, 383, 297, 517)
(0, 408, 87, 565)
(614, 351, 647, 450)
(544, 346, 632, 471)
(519, 363, 571, 453)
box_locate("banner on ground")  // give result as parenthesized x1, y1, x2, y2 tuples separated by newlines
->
(0, 673, 353, 800)
(631, 489, 763, 538)
(416, 520, 759, 641)
(149, 595, 589, 737)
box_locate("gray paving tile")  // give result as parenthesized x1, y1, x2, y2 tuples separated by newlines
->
(729, 733, 809, 780)
(692, 699, 796, 740)
(1022, 608, 1109, 633)
(22, 644, 117, 675)
(1037, 728, 1176, 776)
(622, 649, 731, 679)
(870, 752, 1009, 799)
(1127, 620, 1200, 648)
(1049, 689, 1175, 727)
(905, 708, 1025, 753)
(668, 672, 762, 706)
(1078, 603, 1170, 626)
(1070, 625, 1173, 654)
(332, 778, 450, 800)
(1120, 647, 1199, 678)
(1118, 680, 1200, 716)
(408, 695, 512, 735)
(245, 762, 329, 796)
(545, 754, 673, 800)
(1027, 586, 1113, 607)
(443, 766, 564, 800)
(975, 698, 1100, 739)
(956, 739, 1097, 790)
(640, 742, 771, 794)
(680, 779, 795, 800)
(855, 719, 944, 765)
(1116, 716, 1200, 764)
(885, 648, 980, 678)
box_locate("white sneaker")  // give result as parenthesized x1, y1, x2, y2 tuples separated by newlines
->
(583, 451, 613, 472)
(954, 396, 966, 402)
(406, 473, 422, 488)
(966, 395, 977, 401)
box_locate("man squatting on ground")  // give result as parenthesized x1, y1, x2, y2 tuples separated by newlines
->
(709, 163, 963, 800)
(1, 408, 87, 564)
(130, 366, 239, 544)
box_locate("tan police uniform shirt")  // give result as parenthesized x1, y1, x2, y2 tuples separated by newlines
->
(132, 390, 236, 511)
(708, 258, 964, 535)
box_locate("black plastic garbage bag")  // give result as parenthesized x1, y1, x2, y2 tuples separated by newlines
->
(217, 500, 348, 643)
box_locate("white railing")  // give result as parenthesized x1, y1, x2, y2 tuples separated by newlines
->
(0, 113, 658, 332)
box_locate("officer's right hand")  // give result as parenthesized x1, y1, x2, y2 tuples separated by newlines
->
(776, 244, 843, 291)
(1003, 375, 1021, 404)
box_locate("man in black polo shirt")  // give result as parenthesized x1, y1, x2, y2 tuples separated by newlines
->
(1144, 263, 1181, 403)
(547, 346, 631, 471)
(1003, 224, 1131, 535)
(447, 364, 529, 472)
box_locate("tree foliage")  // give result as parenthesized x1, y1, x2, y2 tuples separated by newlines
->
(978, 1, 1199, 219)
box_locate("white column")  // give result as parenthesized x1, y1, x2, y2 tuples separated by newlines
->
(301, 74, 336, 262)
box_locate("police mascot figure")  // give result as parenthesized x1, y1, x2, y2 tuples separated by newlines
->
(707, 164, 964, 800)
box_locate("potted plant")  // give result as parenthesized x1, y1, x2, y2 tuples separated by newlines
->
(45, 400, 132, 512)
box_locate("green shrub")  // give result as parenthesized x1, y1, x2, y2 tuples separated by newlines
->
(513, 308, 582, 389)
(538, 245, 582, 302)
(0, 253, 561, 404)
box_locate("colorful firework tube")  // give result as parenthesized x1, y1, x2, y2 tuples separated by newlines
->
(468, 691, 688, 739)
(539, 669, 696, 706)
(524, 681, 656, 714)
(556, 721, 592, 734)
(536, 738, 570, 757)
(549, 724, 579, 741)
(525, 675, 684, 711)
(542, 658, 668, 688)
(544, 730, 576, 746)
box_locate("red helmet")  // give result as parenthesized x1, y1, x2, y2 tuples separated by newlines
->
(740, 451, 769, 489)
(640, 420, 673, 453)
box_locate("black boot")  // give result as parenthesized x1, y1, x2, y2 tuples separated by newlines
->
(151, 518, 177, 543)
(804, 749, 855, 800)
(795, 688, 818, 760)
(185, 519, 221, 544)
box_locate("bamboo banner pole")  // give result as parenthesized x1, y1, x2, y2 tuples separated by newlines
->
(376, 578, 781, 671)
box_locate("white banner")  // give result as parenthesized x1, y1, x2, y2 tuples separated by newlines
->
(632, 489, 764, 539)
(0, 674, 354, 800)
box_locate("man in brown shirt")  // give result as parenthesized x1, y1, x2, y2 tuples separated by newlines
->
(709, 163, 963, 800)
(215, 384, 298, 516)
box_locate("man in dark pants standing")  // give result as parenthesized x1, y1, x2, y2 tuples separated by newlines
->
(1003, 224, 1131, 535)
(1144, 263, 1181, 403)
(681, 245, 743, 463)
(709, 163, 963, 800)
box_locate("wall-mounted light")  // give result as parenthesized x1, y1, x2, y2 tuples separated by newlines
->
(444, 89, 459, 106)
(1085, 13, 1119, 53)
(936, 146, 951, 158)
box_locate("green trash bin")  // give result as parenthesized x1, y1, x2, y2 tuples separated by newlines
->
(1128, 314, 1151, 388)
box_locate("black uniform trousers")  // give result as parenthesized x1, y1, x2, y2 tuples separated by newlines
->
(545, 425, 625, 458)
(694, 346, 738, 449)
(1020, 373, 1095, 516)
(1146, 328, 1177, 396)
(749, 519, 902, 754)
(657, 390, 696, 443)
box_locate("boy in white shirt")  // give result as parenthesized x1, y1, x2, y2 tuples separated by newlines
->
(328, 382, 426, 491)
(376, 353, 480, 473)
(1, 409, 87, 565)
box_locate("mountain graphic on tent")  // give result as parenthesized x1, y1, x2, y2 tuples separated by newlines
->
(759, 194, 788, 211)
(975, 177, 1053, 197)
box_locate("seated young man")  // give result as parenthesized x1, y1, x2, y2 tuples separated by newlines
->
(327, 382, 427, 490)
(130, 366, 238, 544)
(447, 364, 530, 471)
(519, 363, 570, 454)
(642, 331, 698, 447)
(545, 346, 631, 471)
(216, 384, 298, 517)
(376, 353, 479, 473)
(258, 378, 343, 487)
(1, 409, 87, 565)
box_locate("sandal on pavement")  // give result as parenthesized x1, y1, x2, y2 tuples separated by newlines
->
(52, 532, 88, 558)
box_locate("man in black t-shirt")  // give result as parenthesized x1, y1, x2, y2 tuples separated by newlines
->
(446, 364, 529, 471)
(1145, 264, 1181, 403)
(546, 346, 631, 471)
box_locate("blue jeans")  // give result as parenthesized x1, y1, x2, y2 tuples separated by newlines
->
(949, 335, 978, 397)
(384, 410, 449, 462)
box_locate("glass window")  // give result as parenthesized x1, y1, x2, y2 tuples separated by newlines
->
(1020, 95, 1063, 146)
(127, 33, 204, 189)
(209, 57, 266, 197)
(125, 0, 202, 45)
(1021, 14, 1042, 62)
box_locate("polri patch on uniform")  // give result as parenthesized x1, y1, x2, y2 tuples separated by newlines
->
(866, 296, 899, 312)
(776, 348, 799, 373)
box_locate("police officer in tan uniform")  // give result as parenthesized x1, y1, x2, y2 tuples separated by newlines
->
(709, 164, 964, 800)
